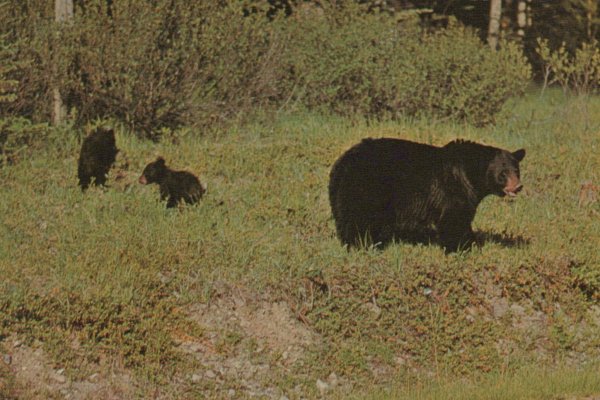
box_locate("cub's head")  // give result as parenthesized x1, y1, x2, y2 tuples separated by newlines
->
(139, 157, 167, 185)
(487, 149, 526, 198)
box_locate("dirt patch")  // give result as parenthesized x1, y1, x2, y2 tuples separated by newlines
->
(180, 284, 320, 398)
(1, 336, 134, 400)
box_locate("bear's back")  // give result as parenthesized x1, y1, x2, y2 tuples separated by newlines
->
(329, 138, 441, 195)
(80, 130, 117, 165)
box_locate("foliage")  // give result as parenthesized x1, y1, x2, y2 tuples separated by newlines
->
(536, 38, 600, 94)
(0, 0, 530, 134)
(528, 0, 599, 53)
(0, 31, 17, 105)
(0, 117, 51, 166)
(285, 13, 530, 125)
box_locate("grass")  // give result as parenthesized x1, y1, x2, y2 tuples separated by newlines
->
(357, 364, 600, 400)
(0, 88, 599, 398)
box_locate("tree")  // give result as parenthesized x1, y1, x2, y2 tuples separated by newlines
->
(488, 0, 502, 50)
(52, 0, 73, 126)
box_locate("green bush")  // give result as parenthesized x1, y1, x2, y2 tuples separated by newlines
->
(283, 8, 531, 126)
(536, 38, 600, 95)
(0, 33, 17, 104)
(0, 117, 51, 166)
(0, 0, 286, 138)
(0, 1, 531, 133)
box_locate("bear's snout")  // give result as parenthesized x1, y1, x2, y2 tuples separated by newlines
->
(138, 175, 147, 184)
(503, 175, 522, 197)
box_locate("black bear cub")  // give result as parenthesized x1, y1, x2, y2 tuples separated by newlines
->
(139, 157, 205, 208)
(329, 138, 526, 252)
(78, 127, 119, 190)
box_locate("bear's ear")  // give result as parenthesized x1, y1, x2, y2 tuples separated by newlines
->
(512, 149, 525, 162)
(156, 156, 165, 165)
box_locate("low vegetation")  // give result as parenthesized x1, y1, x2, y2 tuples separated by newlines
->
(0, 89, 599, 398)
(0, 1, 530, 135)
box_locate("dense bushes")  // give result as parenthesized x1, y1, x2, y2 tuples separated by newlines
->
(0, 1, 531, 136)
(537, 38, 600, 95)
(285, 8, 531, 126)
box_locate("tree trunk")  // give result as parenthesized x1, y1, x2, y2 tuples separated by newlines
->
(488, 0, 502, 50)
(52, 0, 73, 126)
(586, 0, 594, 40)
(517, 0, 526, 38)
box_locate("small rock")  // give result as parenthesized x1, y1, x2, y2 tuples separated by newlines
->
(205, 370, 216, 379)
(2, 354, 11, 365)
(228, 389, 236, 397)
(188, 343, 203, 353)
(328, 372, 339, 387)
(88, 373, 100, 382)
(316, 379, 330, 396)
(56, 368, 65, 375)
(492, 298, 509, 318)
(53, 374, 67, 384)
(191, 374, 202, 383)
(13, 340, 22, 348)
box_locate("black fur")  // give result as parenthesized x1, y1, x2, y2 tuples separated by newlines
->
(77, 127, 118, 190)
(328, 138, 526, 252)
(139, 157, 205, 208)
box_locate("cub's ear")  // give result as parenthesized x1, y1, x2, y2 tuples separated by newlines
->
(513, 149, 525, 162)
(156, 156, 166, 165)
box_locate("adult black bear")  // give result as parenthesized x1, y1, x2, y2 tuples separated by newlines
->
(138, 157, 205, 208)
(78, 127, 119, 190)
(328, 138, 526, 252)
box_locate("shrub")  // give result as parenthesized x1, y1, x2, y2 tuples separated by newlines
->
(0, 1, 531, 133)
(283, 8, 531, 126)
(536, 38, 600, 95)
(0, 33, 17, 104)
(0, 117, 51, 166)
(0, 0, 286, 138)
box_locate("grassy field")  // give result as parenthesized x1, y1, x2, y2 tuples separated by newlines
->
(1, 88, 599, 399)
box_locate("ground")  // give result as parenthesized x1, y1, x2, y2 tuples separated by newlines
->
(1, 89, 600, 399)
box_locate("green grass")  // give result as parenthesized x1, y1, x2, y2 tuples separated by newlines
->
(1, 88, 599, 398)
(356, 364, 600, 400)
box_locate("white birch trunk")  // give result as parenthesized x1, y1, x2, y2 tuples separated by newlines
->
(488, 0, 502, 50)
(517, 0, 526, 38)
(52, 0, 73, 126)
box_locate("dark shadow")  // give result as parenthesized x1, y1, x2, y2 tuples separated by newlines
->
(349, 229, 530, 253)
(474, 231, 531, 248)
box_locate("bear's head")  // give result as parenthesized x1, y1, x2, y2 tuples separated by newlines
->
(139, 157, 167, 185)
(487, 149, 525, 198)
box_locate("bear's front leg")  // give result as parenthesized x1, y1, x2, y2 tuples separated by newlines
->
(438, 211, 475, 253)
(166, 196, 179, 208)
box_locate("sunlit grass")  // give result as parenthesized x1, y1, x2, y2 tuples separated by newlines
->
(1, 88, 599, 397)
(357, 364, 600, 400)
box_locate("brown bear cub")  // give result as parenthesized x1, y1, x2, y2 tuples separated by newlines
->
(139, 157, 205, 208)
(78, 127, 119, 190)
(329, 138, 526, 252)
